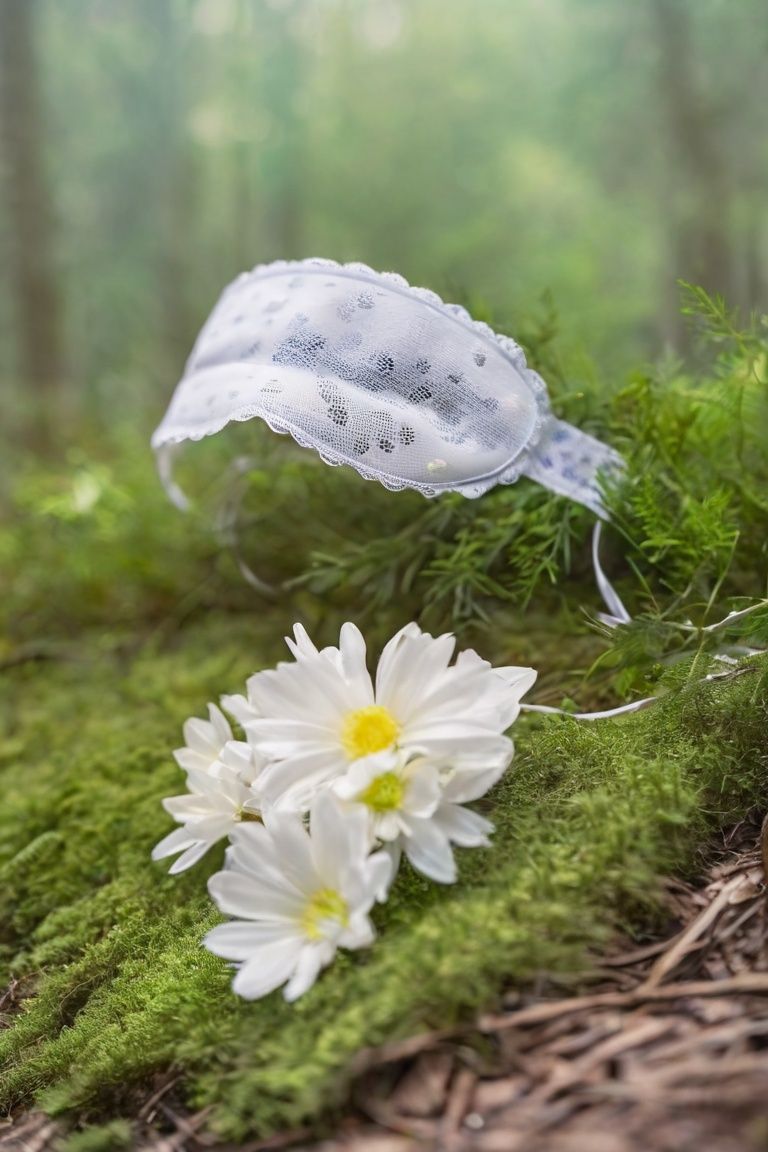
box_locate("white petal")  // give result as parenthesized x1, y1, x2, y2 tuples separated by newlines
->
(245, 717, 338, 758)
(173, 748, 213, 773)
(230, 937, 305, 1000)
(248, 658, 351, 725)
(379, 842, 402, 898)
(332, 774, 368, 803)
(183, 813, 235, 843)
(208, 703, 234, 746)
(161, 793, 213, 821)
(338, 622, 374, 706)
(220, 740, 257, 781)
(184, 766, 234, 797)
(375, 811, 402, 841)
(389, 633, 458, 723)
(204, 920, 302, 960)
(310, 792, 368, 887)
(400, 654, 504, 719)
(262, 809, 319, 894)
(181, 716, 212, 754)
(374, 622, 422, 705)
(441, 760, 509, 804)
(208, 869, 304, 922)
(438, 740, 513, 776)
(376, 627, 456, 722)
(402, 718, 500, 743)
(402, 728, 512, 759)
(283, 942, 327, 1001)
(495, 665, 538, 696)
(227, 822, 297, 886)
(339, 909, 375, 950)
(469, 665, 537, 728)
(453, 648, 485, 670)
(220, 692, 260, 726)
(434, 803, 494, 847)
(169, 840, 212, 873)
(183, 714, 222, 757)
(259, 747, 345, 810)
(385, 644, 537, 735)
(402, 761, 442, 817)
(403, 818, 457, 884)
(365, 850, 395, 904)
(152, 826, 196, 861)
(285, 622, 320, 660)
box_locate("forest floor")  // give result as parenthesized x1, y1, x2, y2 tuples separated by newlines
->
(3, 816, 768, 1152)
(2, 391, 768, 1150)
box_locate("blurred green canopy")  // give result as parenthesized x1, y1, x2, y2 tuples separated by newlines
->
(0, 0, 766, 445)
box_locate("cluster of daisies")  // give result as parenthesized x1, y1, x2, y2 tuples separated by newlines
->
(153, 622, 536, 1002)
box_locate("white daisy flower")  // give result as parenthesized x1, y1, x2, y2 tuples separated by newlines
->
(204, 792, 390, 1001)
(395, 759, 503, 884)
(246, 622, 536, 809)
(333, 748, 504, 886)
(173, 702, 236, 775)
(153, 722, 266, 872)
(332, 748, 440, 843)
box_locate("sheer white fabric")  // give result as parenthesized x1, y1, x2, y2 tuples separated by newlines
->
(152, 259, 622, 513)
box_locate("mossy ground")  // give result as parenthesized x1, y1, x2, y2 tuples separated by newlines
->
(1, 603, 766, 1143)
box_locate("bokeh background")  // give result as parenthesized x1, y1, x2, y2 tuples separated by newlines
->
(1, 0, 767, 450)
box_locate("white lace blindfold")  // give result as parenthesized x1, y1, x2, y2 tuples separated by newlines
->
(152, 259, 622, 517)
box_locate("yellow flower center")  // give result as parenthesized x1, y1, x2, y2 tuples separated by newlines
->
(359, 770, 405, 813)
(300, 887, 349, 941)
(341, 705, 400, 761)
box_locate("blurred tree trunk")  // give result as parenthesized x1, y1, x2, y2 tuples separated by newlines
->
(262, 0, 303, 258)
(653, 0, 731, 346)
(743, 213, 765, 313)
(0, 0, 64, 437)
(152, 0, 195, 370)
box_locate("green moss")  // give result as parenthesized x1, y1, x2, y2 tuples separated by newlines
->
(1, 610, 766, 1140)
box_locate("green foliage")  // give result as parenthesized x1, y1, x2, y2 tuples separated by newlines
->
(289, 289, 768, 668)
(598, 291, 768, 684)
(0, 436, 220, 649)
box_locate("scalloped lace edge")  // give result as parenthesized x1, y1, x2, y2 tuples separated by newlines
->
(152, 403, 554, 501)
